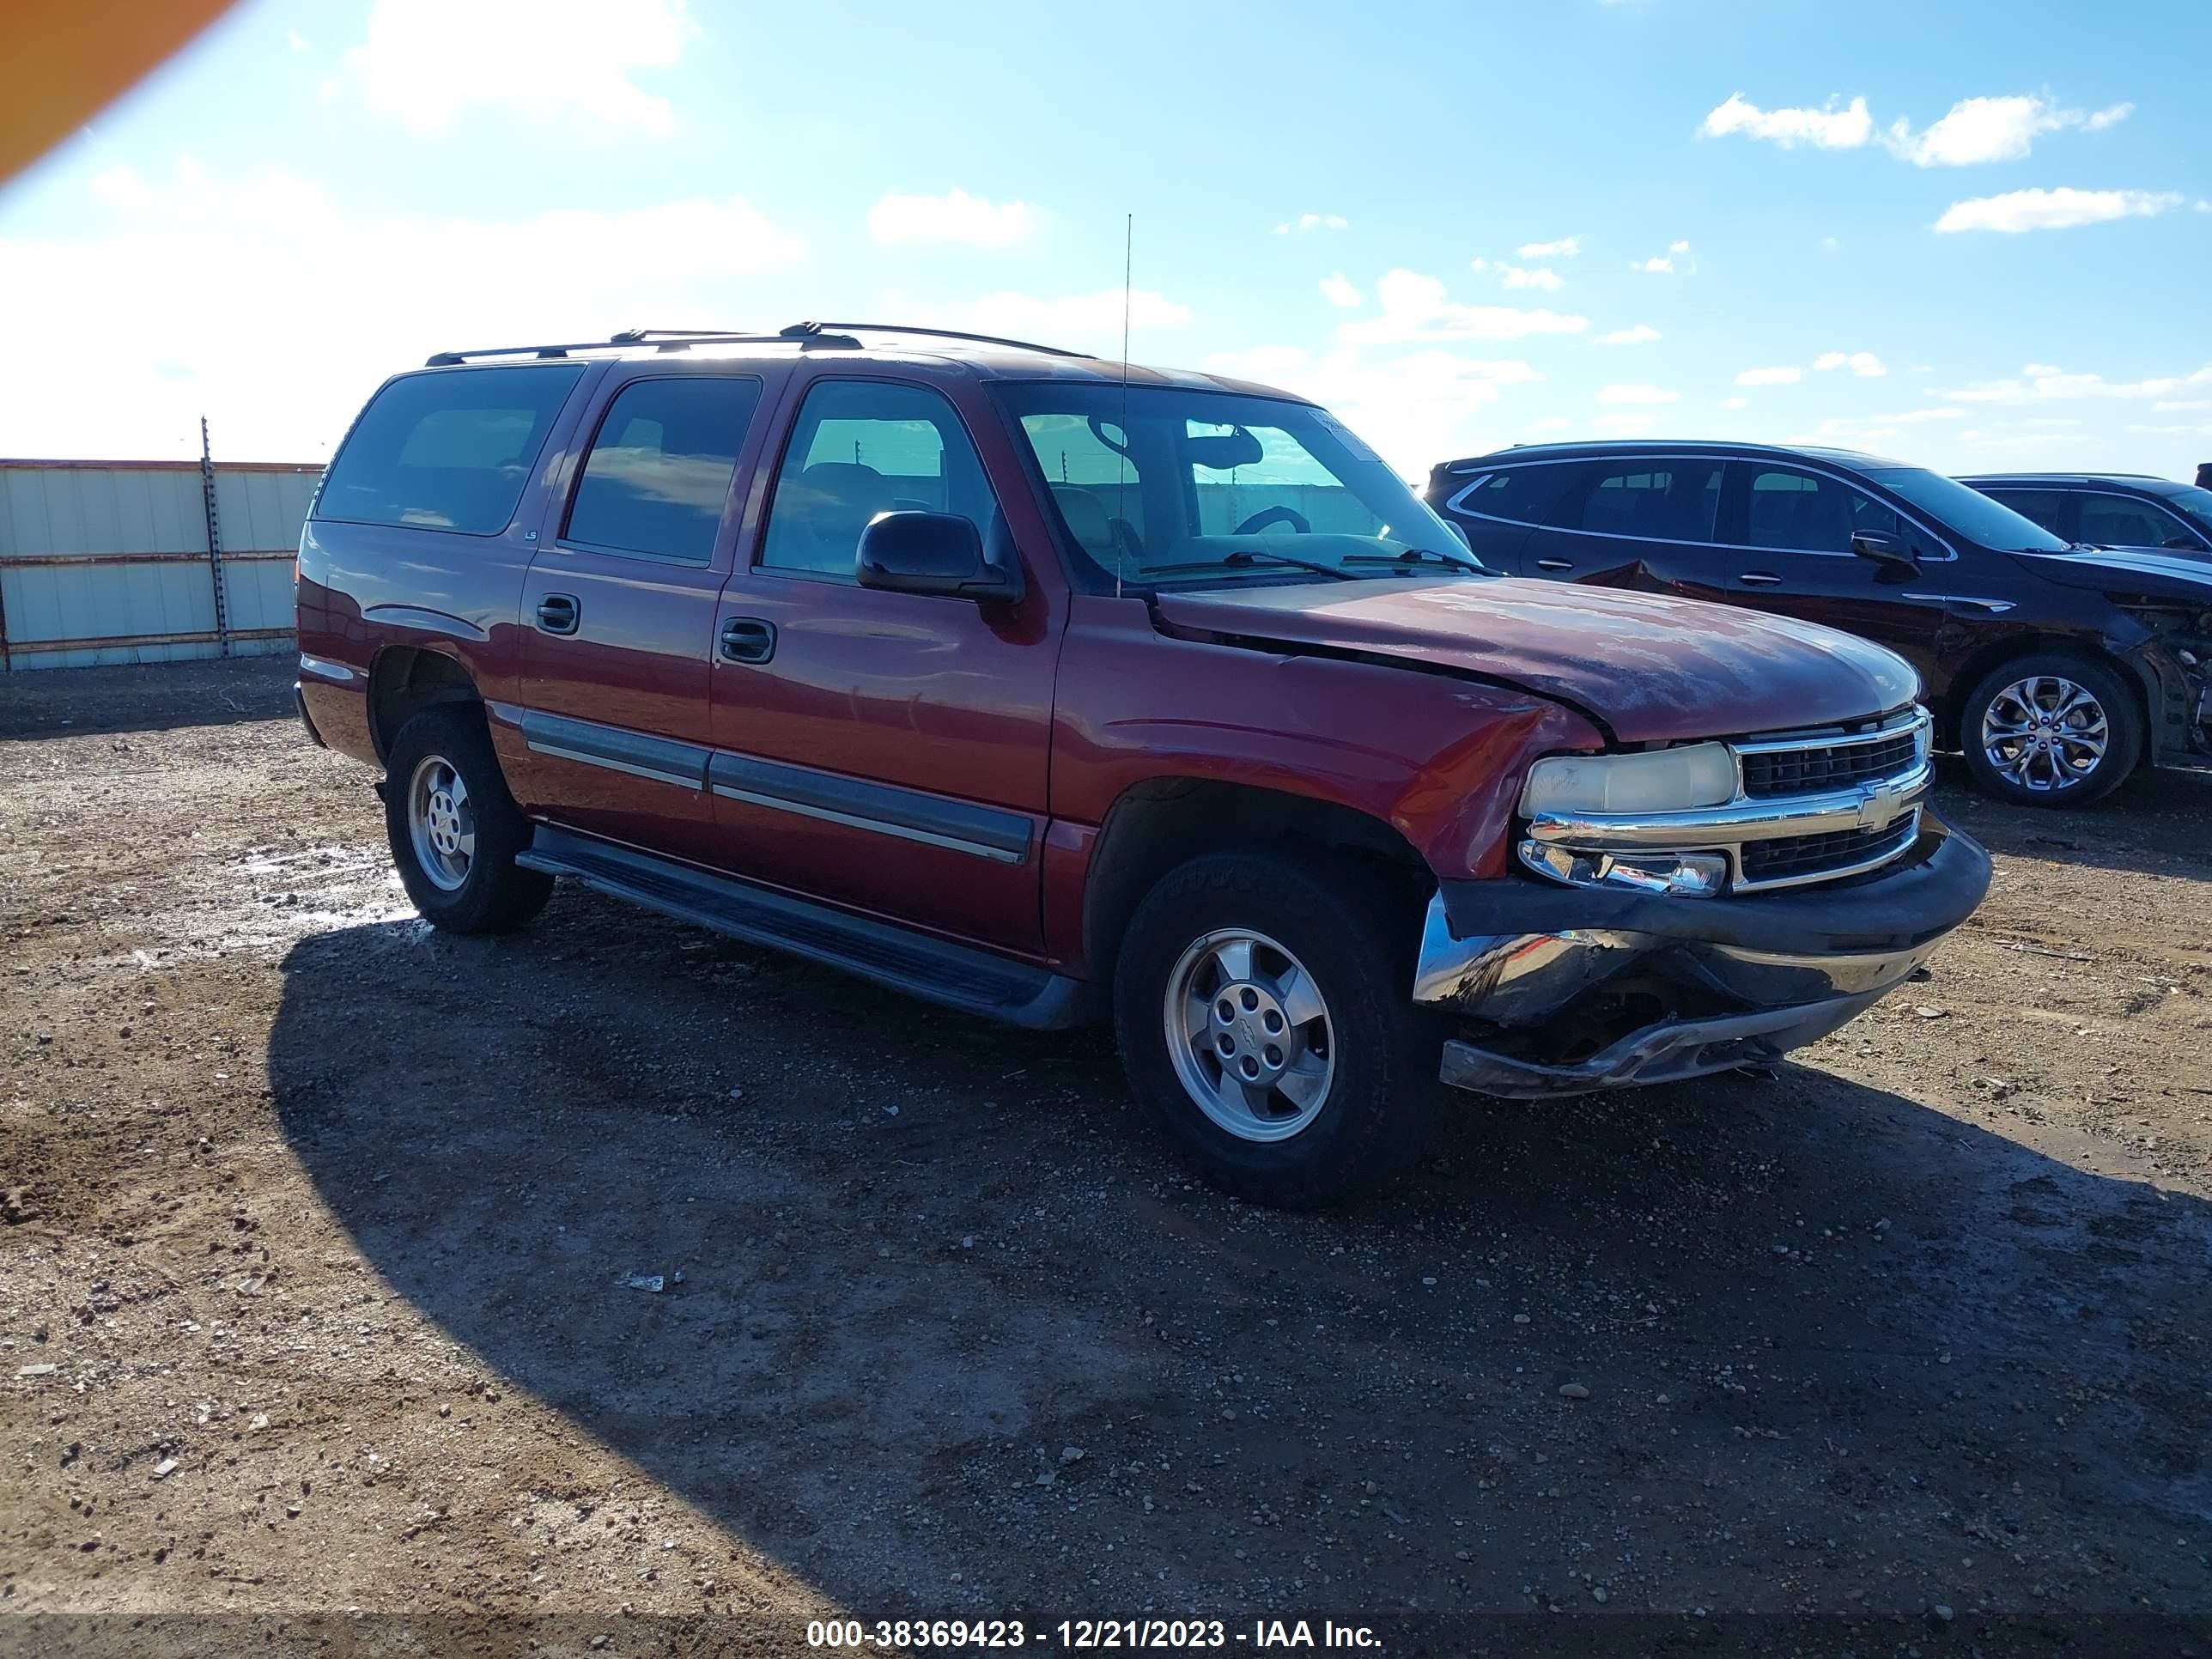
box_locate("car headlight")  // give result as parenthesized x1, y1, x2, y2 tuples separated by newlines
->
(1520, 742, 1737, 817)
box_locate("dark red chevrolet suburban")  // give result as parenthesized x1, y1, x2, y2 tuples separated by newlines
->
(295, 323, 1990, 1206)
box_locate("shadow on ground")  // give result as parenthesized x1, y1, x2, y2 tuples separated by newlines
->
(266, 884, 2212, 1620)
(0, 655, 295, 740)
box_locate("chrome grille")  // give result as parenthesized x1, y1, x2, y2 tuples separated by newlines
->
(1738, 811, 1920, 884)
(1740, 729, 1922, 798)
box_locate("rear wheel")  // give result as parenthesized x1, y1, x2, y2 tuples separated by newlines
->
(383, 707, 552, 933)
(1112, 851, 1437, 1209)
(1959, 653, 2142, 807)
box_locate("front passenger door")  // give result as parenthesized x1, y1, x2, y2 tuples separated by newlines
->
(1699, 463, 1953, 689)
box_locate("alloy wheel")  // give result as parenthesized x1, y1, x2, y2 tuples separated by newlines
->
(1162, 928, 1336, 1142)
(1980, 674, 2108, 794)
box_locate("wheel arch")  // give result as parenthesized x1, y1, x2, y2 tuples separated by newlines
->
(366, 645, 486, 764)
(1935, 635, 2154, 757)
(1079, 776, 1433, 983)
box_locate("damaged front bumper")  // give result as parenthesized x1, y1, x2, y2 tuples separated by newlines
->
(1416, 815, 1992, 1097)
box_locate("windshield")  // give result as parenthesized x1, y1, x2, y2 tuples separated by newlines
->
(1865, 465, 2070, 553)
(2166, 484, 2212, 542)
(995, 382, 1482, 585)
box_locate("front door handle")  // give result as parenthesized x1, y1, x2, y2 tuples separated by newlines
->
(1534, 557, 1574, 572)
(1738, 571, 1783, 586)
(537, 593, 580, 634)
(719, 617, 777, 665)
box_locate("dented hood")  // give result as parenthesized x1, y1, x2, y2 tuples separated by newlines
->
(1153, 578, 1921, 744)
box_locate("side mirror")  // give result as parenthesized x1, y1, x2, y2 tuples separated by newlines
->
(1850, 529, 1918, 575)
(855, 511, 1024, 603)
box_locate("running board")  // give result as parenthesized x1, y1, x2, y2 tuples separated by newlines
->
(517, 826, 1095, 1030)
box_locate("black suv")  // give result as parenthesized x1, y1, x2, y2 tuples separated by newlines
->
(1961, 472, 2212, 556)
(1425, 441, 2212, 806)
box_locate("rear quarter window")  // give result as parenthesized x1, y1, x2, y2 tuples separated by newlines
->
(317, 364, 585, 535)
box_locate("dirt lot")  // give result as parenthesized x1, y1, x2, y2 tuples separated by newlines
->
(3, 658, 2209, 1656)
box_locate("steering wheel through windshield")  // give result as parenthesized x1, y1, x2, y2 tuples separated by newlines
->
(1232, 506, 1311, 536)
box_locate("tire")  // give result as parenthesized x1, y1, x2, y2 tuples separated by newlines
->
(1111, 850, 1439, 1209)
(382, 706, 553, 933)
(1957, 653, 2142, 808)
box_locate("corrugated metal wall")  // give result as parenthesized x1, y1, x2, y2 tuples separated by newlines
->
(0, 460, 320, 671)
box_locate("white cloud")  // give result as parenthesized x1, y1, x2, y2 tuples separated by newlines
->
(2154, 398, 2212, 411)
(1735, 366, 1802, 386)
(1820, 235, 1841, 252)
(1632, 240, 1691, 275)
(0, 163, 805, 459)
(1200, 344, 1542, 477)
(1720, 397, 1749, 410)
(348, 0, 694, 133)
(1595, 324, 1660, 346)
(1812, 407, 1966, 441)
(1496, 264, 1564, 291)
(866, 189, 1033, 247)
(1318, 272, 1362, 308)
(968, 288, 1191, 351)
(1884, 95, 2133, 167)
(1593, 413, 1659, 436)
(1814, 349, 1888, 377)
(1334, 270, 1588, 345)
(1699, 93, 1873, 149)
(286, 28, 310, 50)
(1272, 212, 1347, 234)
(1936, 362, 2212, 404)
(1517, 236, 1581, 258)
(1935, 187, 2182, 234)
(1595, 383, 1679, 404)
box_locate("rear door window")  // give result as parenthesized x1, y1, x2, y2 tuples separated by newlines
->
(1568, 460, 1723, 542)
(1448, 465, 1584, 527)
(1978, 489, 2069, 538)
(563, 376, 764, 564)
(317, 364, 584, 535)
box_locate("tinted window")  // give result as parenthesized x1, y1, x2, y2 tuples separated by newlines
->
(1744, 468, 1860, 552)
(2077, 491, 2189, 549)
(1979, 489, 2068, 534)
(1452, 465, 1584, 527)
(318, 364, 582, 535)
(565, 377, 763, 563)
(1570, 461, 1723, 541)
(760, 381, 998, 579)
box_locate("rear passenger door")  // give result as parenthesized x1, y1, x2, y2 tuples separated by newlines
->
(1529, 457, 1726, 590)
(513, 370, 775, 867)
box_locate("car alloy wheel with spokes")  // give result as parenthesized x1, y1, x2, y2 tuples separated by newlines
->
(1163, 927, 1335, 1142)
(1979, 673, 2108, 794)
(407, 753, 477, 890)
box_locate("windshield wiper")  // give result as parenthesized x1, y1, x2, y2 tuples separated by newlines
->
(1149, 549, 1358, 582)
(1342, 546, 1492, 576)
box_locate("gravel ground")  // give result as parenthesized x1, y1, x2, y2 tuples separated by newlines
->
(3, 658, 2209, 1657)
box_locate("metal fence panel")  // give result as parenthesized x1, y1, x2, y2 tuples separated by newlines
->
(0, 459, 319, 671)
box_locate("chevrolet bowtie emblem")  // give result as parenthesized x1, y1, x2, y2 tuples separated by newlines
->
(1856, 782, 1905, 830)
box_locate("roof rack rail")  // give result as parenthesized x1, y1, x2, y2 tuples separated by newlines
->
(782, 320, 1094, 359)
(423, 319, 1092, 368)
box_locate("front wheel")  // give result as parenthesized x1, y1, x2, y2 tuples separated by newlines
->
(383, 707, 553, 933)
(1958, 653, 2142, 807)
(1112, 851, 1437, 1209)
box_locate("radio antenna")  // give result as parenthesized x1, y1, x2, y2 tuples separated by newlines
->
(1115, 212, 1133, 602)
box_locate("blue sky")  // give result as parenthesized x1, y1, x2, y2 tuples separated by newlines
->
(2, 0, 2208, 479)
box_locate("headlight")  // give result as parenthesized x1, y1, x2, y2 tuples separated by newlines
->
(1520, 742, 1737, 817)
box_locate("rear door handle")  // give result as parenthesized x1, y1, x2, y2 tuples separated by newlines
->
(1738, 571, 1783, 586)
(1534, 558, 1574, 572)
(536, 593, 580, 634)
(719, 617, 777, 665)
